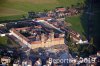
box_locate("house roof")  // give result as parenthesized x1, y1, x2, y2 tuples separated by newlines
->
(11, 28, 30, 42)
(70, 33, 80, 40)
(1, 56, 10, 59)
(56, 8, 66, 12)
(35, 17, 52, 20)
(15, 27, 30, 30)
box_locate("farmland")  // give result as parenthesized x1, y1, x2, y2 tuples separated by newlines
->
(0, 0, 84, 20)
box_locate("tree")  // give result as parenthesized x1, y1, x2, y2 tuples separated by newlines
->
(87, 38, 97, 54)
(44, 9, 48, 12)
(28, 11, 38, 19)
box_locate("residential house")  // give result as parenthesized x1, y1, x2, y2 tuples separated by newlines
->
(1, 56, 11, 66)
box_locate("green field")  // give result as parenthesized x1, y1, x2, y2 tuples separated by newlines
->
(0, 36, 8, 47)
(0, 0, 84, 20)
(66, 15, 84, 35)
(0, 36, 20, 48)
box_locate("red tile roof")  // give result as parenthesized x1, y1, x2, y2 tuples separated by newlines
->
(56, 8, 66, 12)
(11, 28, 30, 42)
(15, 27, 30, 30)
(35, 17, 52, 20)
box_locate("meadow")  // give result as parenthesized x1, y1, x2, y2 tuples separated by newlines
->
(66, 15, 84, 34)
(0, 0, 84, 20)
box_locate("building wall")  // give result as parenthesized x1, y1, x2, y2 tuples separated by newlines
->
(1, 57, 11, 65)
(13, 64, 18, 66)
(31, 38, 64, 49)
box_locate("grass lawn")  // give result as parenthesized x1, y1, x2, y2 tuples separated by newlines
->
(0, 0, 85, 21)
(0, 7, 26, 17)
(0, 15, 25, 23)
(0, 36, 20, 48)
(66, 15, 84, 35)
(0, 36, 8, 46)
(58, 0, 84, 7)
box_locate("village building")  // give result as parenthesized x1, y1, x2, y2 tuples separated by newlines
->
(55, 7, 66, 13)
(13, 59, 21, 66)
(34, 58, 42, 66)
(1, 56, 11, 66)
(97, 51, 100, 57)
(22, 59, 32, 66)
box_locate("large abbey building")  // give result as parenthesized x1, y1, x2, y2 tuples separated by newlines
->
(10, 21, 65, 49)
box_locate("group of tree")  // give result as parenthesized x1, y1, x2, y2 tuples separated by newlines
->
(65, 32, 97, 57)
